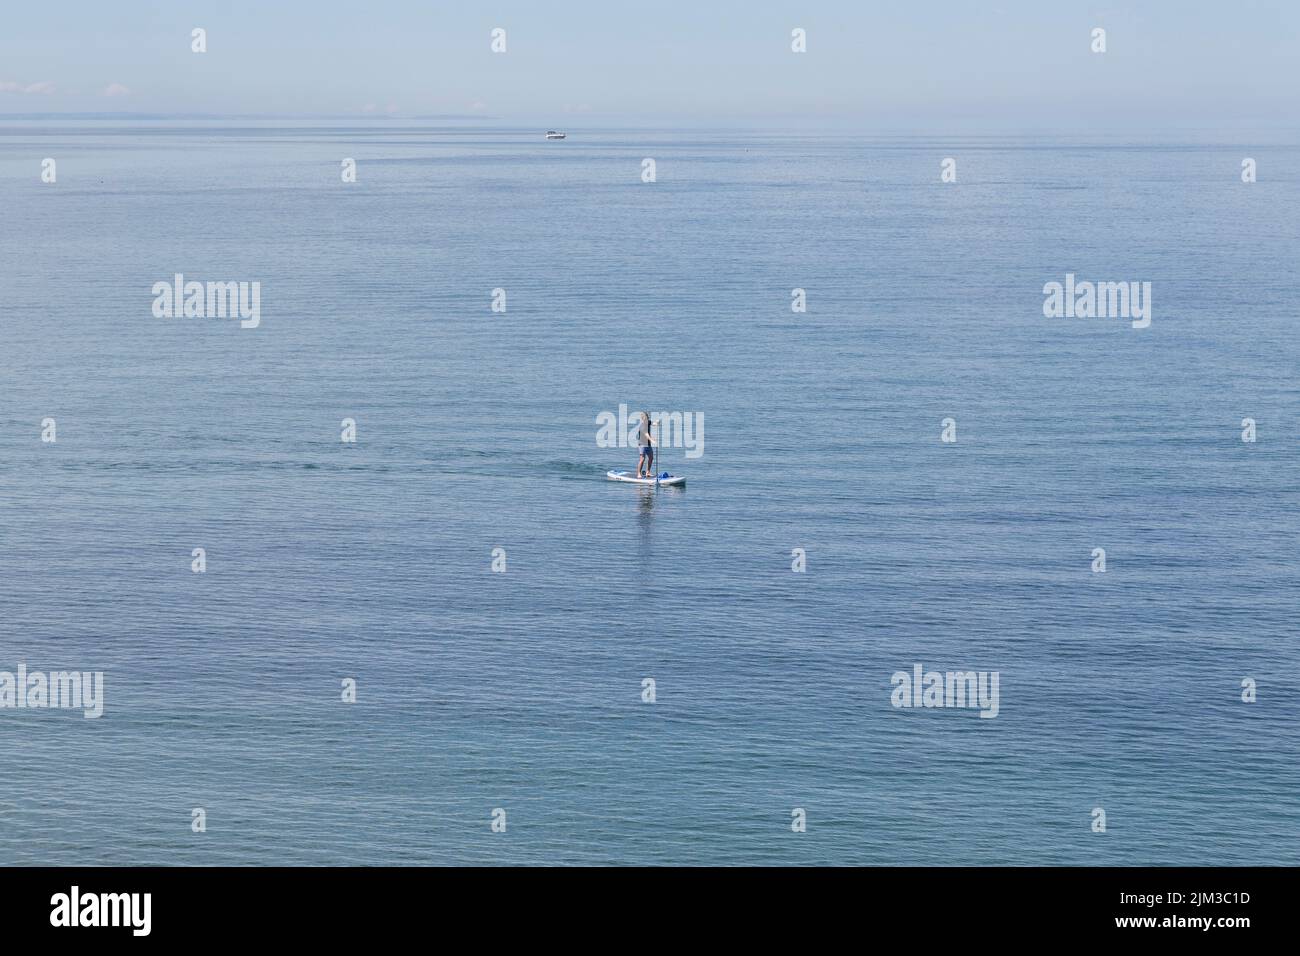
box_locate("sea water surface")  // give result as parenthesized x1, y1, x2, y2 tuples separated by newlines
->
(1, 123, 1297, 865)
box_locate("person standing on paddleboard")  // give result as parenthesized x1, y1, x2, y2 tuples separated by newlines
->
(635, 411, 656, 478)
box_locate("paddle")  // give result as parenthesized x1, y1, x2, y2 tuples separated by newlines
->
(654, 418, 660, 487)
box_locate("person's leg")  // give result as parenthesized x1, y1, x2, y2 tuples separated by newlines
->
(636, 450, 647, 477)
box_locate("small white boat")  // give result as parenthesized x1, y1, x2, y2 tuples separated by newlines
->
(545, 130, 566, 140)
(607, 470, 685, 487)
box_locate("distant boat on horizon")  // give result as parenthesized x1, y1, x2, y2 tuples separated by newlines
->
(545, 130, 566, 140)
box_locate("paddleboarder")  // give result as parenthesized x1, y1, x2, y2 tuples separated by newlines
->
(635, 412, 656, 478)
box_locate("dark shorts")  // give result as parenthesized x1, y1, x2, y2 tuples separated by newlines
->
(639, 446, 653, 458)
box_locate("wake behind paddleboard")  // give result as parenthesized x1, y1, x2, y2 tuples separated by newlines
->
(607, 470, 686, 487)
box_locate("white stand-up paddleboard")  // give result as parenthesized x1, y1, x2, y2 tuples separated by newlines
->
(607, 470, 686, 487)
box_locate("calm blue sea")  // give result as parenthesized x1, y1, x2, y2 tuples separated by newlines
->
(1, 123, 1297, 865)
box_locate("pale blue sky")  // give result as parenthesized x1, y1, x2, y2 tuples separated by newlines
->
(1, 0, 1296, 126)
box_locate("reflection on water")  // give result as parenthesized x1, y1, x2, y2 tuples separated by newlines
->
(637, 484, 658, 516)
(635, 482, 689, 559)
(634, 485, 657, 571)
